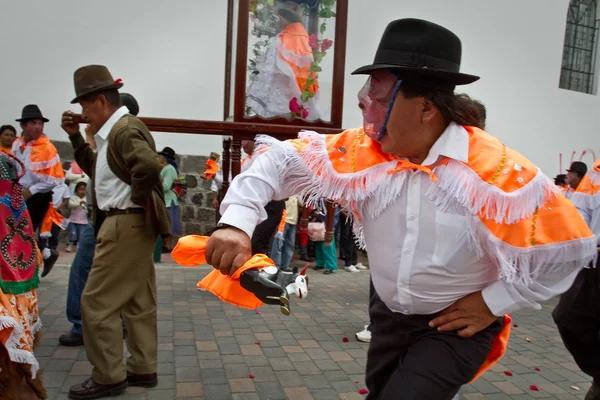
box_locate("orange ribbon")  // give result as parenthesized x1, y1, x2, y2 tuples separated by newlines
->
(386, 159, 438, 182)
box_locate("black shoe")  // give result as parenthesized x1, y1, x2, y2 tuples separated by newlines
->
(586, 381, 600, 400)
(324, 269, 335, 275)
(68, 377, 127, 399)
(59, 332, 84, 346)
(41, 249, 59, 277)
(314, 266, 325, 270)
(127, 371, 158, 388)
(300, 256, 313, 262)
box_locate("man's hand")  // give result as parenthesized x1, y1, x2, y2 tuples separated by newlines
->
(428, 291, 497, 338)
(22, 189, 33, 200)
(206, 227, 252, 276)
(61, 111, 81, 136)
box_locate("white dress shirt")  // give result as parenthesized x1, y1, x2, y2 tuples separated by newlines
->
(94, 106, 141, 211)
(219, 124, 579, 317)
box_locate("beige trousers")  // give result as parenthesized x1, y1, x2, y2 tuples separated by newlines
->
(81, 213, 158, 384)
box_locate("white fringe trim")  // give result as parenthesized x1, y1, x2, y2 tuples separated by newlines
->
(255, 132, 405, 215)
(0, 316, 42, 379)
(429, 160, 560, 224)
(29, 154, 61, 172)
(468, 217, 597, 284)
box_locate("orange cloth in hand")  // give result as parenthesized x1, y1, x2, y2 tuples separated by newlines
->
(171, 235, 269, 309)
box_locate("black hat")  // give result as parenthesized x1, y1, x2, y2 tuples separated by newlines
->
(158, 147, 176, 159)
(16, 104, 49, 123)
(567, 161, 588, 176)
(71, 65, 124, 104)
(554, 174, 567, 185)
(352, 18, 479, 86)
(120, 93, 139, 116)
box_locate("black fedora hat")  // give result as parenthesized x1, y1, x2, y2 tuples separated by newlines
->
(567, 161, 588, 176)
(158, 147, 176, 159)
(16, 104, 49, 123)
(352, 18, 479, 86)
(71, 65, 124, 104)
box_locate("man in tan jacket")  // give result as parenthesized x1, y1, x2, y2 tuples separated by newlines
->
(61, 65, 170, 399)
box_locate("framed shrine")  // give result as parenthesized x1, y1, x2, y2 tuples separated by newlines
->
(140, 0, 350, 242)
(226, 0, 347, 129)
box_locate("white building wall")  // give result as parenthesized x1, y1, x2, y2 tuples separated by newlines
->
(1, 0, 598, 176)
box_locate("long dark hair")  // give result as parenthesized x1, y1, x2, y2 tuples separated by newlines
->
(400, 81, 484, 128)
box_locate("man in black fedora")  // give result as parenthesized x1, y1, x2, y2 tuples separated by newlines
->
(204, 18, 594, 399)
(12, 104, 63, 277)
(61, 65, 170, 399)
(565, 161, 588, 195)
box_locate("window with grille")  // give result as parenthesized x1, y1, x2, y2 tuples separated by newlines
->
(559, 0, 600, 94)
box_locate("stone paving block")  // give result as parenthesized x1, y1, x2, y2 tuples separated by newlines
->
(249, 366, 278, 382)
(269, 357, 295, 371)
(202, 368, 229, 385)
(288, 352, 312, 362)
(177, 381, 204, 397)
(232, 394, 261, 400)
(284, 386, 314, 399)
(225, 363, 250, 379)
(229, 378, 256, 393)
(303, 375, 331, 390)
(492, 381, 525, 395)
(177, 366, 202, 382)
(254, 381, 287, 400)
(275, 370, 305, 387)
(310, 388, 340, 400)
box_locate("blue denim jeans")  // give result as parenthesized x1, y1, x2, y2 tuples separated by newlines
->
(270, 223, 297, 270)
(66, 222, 95, 335)
(68, 222, 87, 244)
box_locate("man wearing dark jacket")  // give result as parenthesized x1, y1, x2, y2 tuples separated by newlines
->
(61, 65, 169, 399)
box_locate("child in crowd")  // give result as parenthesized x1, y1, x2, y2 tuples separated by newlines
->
(66, 182, 88, 253)
(308, 202, 338, 274)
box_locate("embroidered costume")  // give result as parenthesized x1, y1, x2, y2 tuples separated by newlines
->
(0, 152, 44, 398)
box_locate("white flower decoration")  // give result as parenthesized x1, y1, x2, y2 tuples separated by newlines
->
(503, 169, 509, 174)
(514, 163, 523, 172)
(517, 177, 524, 184)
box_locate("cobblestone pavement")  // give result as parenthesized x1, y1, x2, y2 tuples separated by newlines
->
(34, 252, 591, 399)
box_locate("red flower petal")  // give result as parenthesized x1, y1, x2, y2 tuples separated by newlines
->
(504, 371, 513, 376)
(534, 368, 540, 371)
(355, 381, 359, 384)
(513, 324, 519, 327)
(256, 311, 261, 315)
(249, 374, 255, 379)
(342, 337, 350, 342)
(254, 341, 261, 345)
(530, 385, 539, 391)
(358, 388, 369, 395)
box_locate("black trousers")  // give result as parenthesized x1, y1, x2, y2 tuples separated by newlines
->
(26, 192, 52, 232)
(26, 191, 53, 251)
(366, 287, 503, 400)
(340, 217, 357, 266)
(251, 200, 285, 255)
(552, 259, 600, 382)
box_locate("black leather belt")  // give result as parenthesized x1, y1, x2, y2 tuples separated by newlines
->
(106, 208, 145, 217)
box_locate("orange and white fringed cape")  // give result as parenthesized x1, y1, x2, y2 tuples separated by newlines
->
(252, 126, 596, 381)
(13, 135, 64, 189)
